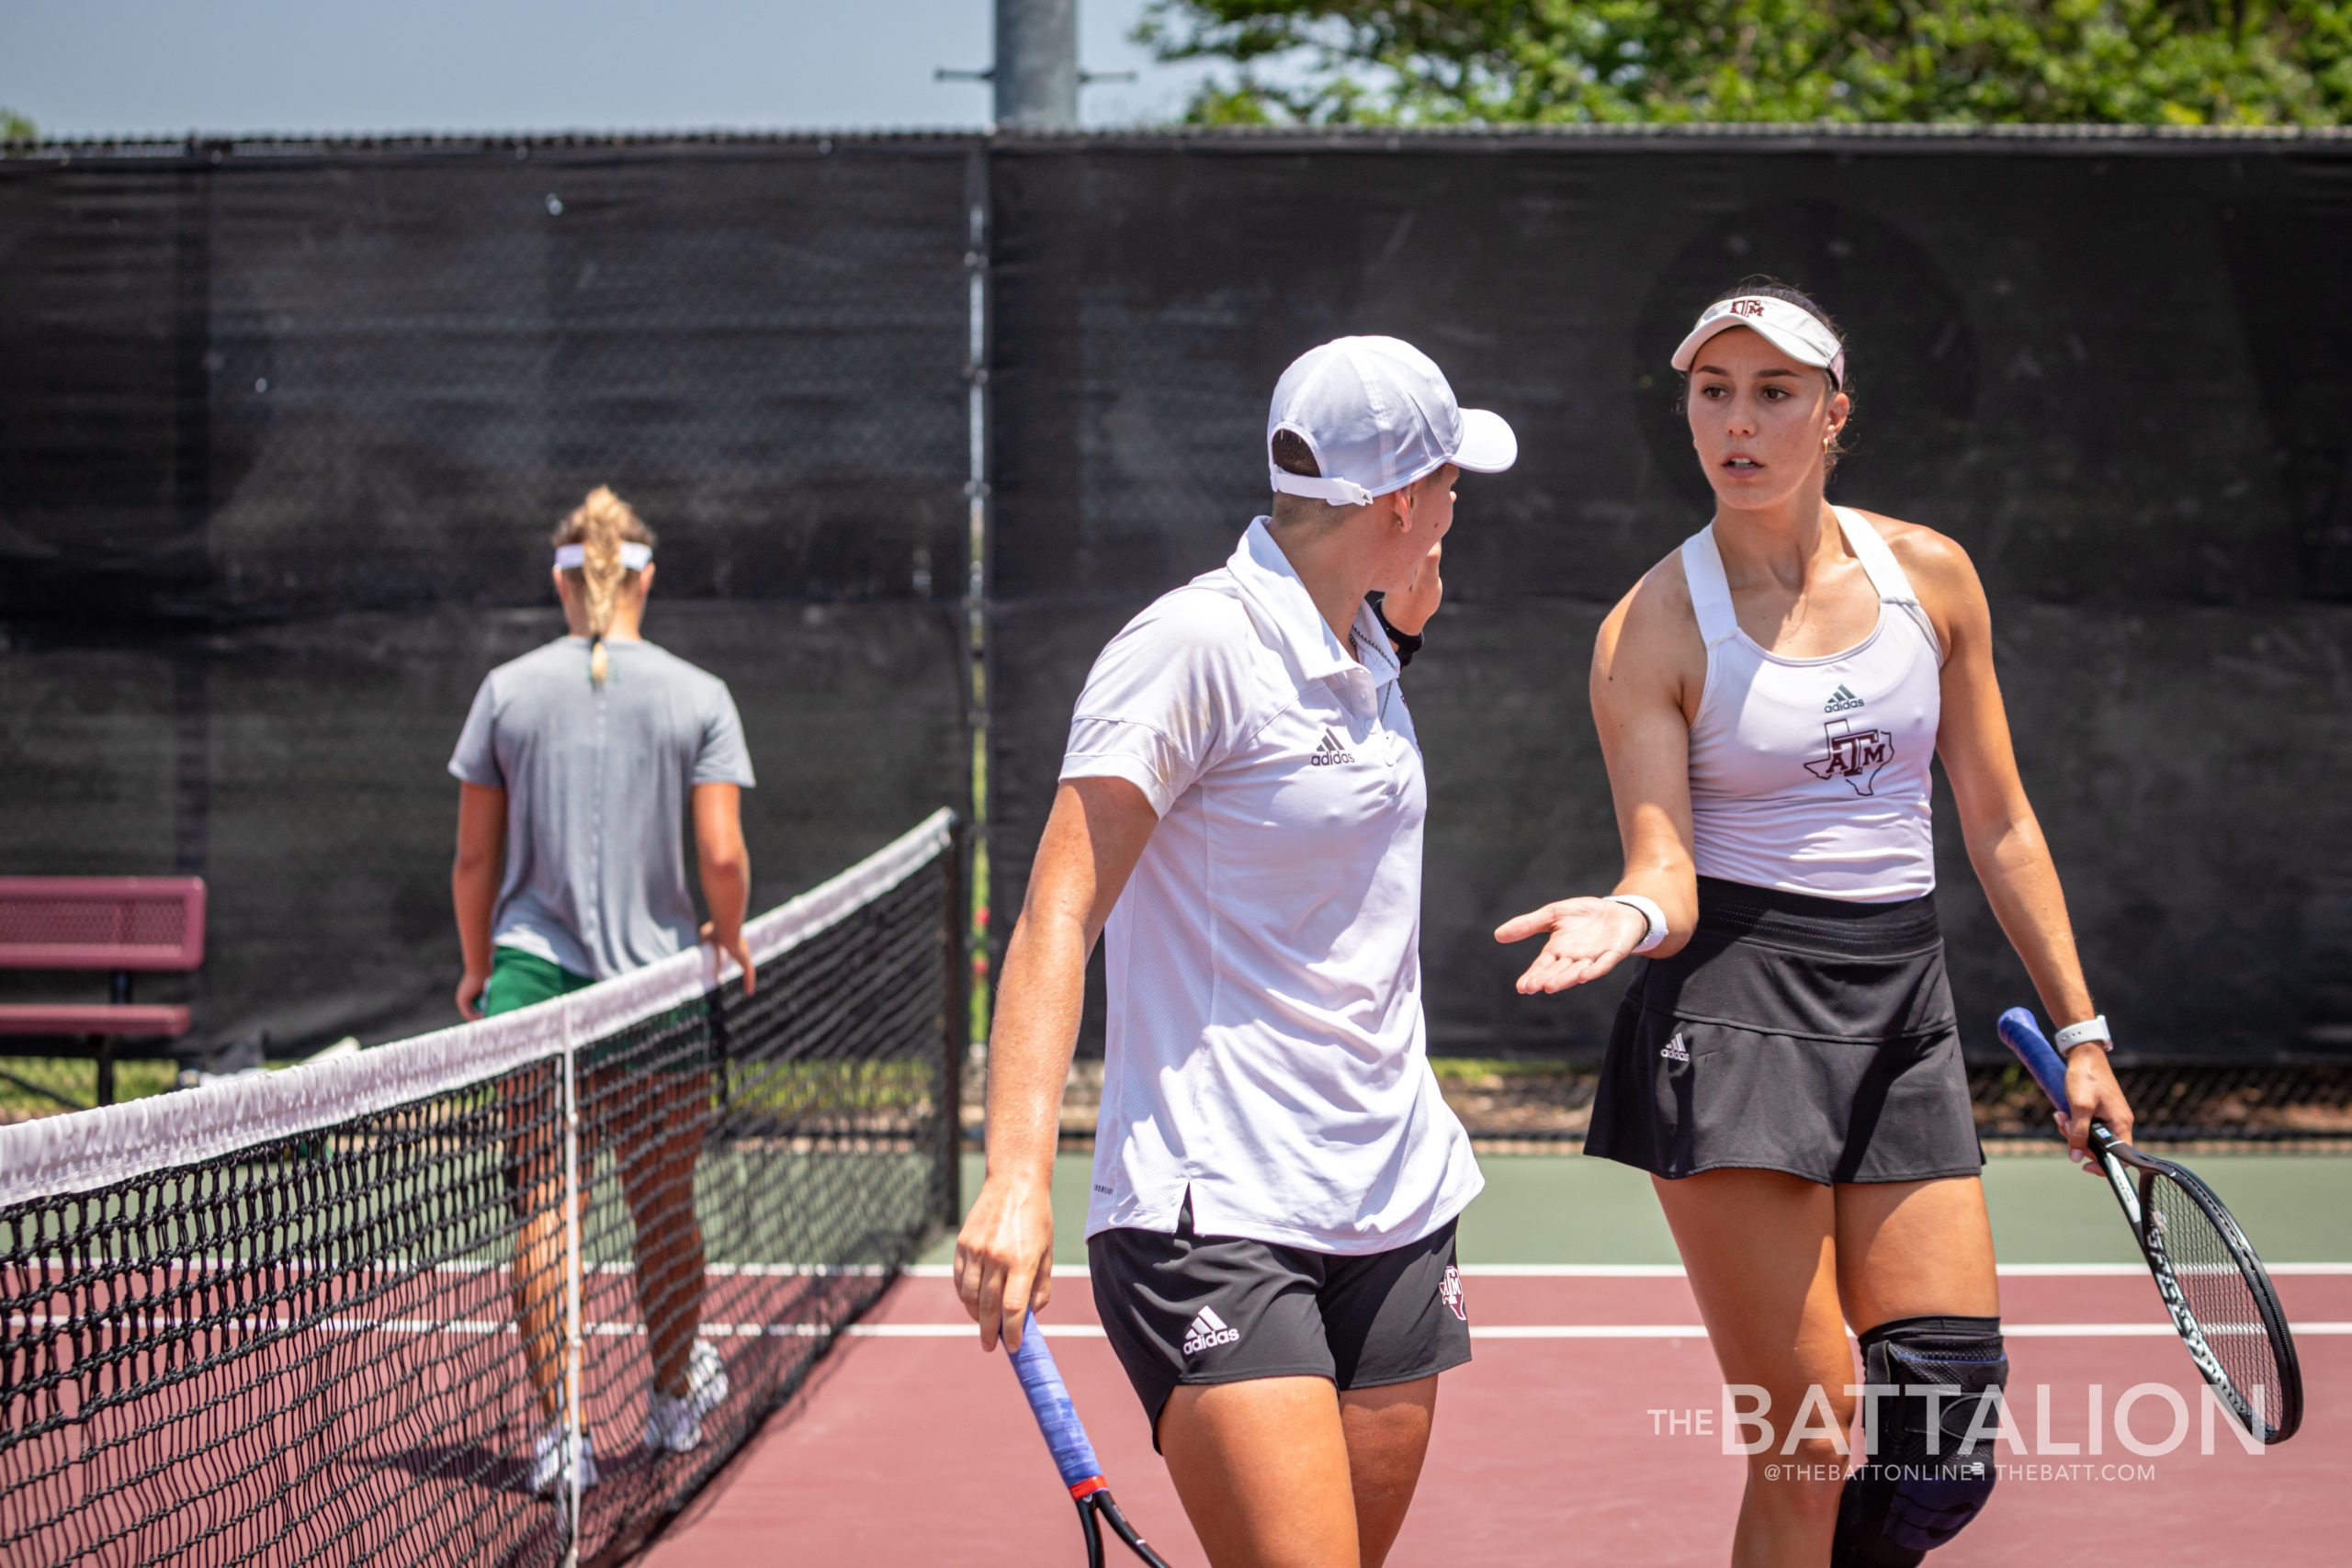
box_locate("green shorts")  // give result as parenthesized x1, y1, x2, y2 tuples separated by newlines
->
(482, 946, 595, 1017)
(482, 947, 713, 1075)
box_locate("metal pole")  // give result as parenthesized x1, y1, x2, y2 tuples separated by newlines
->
(961, 147, 991, 1180)
(942, 815, 969, 1229)
(994, 0, 1078, 129)
(561, 1025, 585, 1562)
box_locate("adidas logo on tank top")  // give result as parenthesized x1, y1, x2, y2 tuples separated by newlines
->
(1824, 684, 1866, 714)
(1182, 1306, 1241, 1356)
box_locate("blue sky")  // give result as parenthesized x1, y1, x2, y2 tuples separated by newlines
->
(0, 1, 1232, 137)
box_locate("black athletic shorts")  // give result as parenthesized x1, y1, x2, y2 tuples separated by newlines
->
(1087, 1194, 1471, 1449)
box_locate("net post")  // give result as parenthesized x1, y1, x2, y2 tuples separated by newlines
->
(941, 813, 970, 1229)
(561, 1009, 585, 1562)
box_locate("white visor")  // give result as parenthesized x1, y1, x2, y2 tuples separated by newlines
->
(554, 541, 651, 571)
(1669, 296, 1845, 389)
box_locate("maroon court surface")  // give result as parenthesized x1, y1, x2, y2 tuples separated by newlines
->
(641, 1268, 2350, 1565)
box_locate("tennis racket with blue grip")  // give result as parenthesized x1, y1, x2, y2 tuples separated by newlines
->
(1998, 1007, 2302, 1443)
(1008, 1313, 1175, 1566)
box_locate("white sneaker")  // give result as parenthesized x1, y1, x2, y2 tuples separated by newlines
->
(686, 1338, 729, 1417)
(644, 1340, 729, 1453)
(644, 1390, 703, 1454)
(528, 1425, 598, 1496)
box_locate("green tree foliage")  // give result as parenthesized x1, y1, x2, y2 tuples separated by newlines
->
(1140, 2, 2352, 125)
(1, 108, 35, 141)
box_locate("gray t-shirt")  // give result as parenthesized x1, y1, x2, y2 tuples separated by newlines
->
(449, 637, 755, 981)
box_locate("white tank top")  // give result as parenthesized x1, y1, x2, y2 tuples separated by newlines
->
(1680, 507, 1944, 903)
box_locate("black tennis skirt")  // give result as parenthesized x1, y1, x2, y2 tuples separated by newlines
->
(1584, 877, 1983, 1185)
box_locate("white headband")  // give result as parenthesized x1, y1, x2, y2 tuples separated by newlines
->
(1670, 295, 1846, 389)
(554, 541, 651, 571)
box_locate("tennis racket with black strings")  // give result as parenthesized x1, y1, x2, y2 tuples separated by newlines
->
(1008, 1312, 1175, 1566)
(1998, 1007, 2304, 1443)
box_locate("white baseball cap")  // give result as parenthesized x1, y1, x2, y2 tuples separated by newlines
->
(1669, 294, 1846, 389)
(1267, 336, 1517, 507)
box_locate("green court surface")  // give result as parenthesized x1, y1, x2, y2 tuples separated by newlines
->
(927, 1151, 2352, 1267)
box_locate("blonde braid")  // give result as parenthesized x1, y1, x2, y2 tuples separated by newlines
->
(551, 486, 655, 687)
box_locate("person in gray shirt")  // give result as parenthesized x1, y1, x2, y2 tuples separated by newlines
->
(448, 485, 755, 1497)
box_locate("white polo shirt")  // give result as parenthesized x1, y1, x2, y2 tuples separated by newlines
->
(1061, 518, 1482, 1254)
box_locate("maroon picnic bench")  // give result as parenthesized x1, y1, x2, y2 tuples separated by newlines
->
(0, 877, 207, 1110)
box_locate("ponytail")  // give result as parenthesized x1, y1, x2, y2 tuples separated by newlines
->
(550, 486, 655, 687)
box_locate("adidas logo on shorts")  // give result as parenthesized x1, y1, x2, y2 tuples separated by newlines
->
(1660, 1032, 1691, 1063)
(1182, 1305, 1241, 1357)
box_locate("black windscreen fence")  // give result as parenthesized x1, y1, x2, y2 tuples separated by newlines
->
(3, 130, 2346, 1084)
(0, 138, 977, 1066)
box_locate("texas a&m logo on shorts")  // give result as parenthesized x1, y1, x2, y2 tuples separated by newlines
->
(1439, 1265, 1466, 1322)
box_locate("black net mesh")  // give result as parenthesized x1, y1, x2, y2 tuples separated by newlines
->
(0, 816, 959, 1565)
(0, 139, 975, 1065)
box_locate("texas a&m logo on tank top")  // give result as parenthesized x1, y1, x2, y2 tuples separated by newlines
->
(1804, 716, 1896, 796)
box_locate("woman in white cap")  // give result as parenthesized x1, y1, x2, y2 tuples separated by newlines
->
(1497, 282, 2135, 1566)
(449, 486, 754, 1497)
(957, 337, 1514, 1566)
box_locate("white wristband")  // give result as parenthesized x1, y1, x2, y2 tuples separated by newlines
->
(1606, 895, 1668, 955)
(2053, 1014, 2113, 1053)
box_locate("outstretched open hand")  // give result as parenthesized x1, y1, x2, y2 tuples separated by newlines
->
(1494, 897, 1649, 995)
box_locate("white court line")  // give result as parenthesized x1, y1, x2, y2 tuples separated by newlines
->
(20, 1258, 895, 1278)
(38, 1260, 2344, 1281)
(902, 1262, 2352, 1280)
(839, 1321, 2352, 1341)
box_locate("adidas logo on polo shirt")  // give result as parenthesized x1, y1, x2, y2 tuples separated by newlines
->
(1182, 1306, 1241, 1357)
(1308, 729, 1354, 767)
(1824, 684, 1866, 714)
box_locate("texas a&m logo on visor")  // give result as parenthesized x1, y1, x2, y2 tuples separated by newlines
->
(1728, 298, 1767, 317)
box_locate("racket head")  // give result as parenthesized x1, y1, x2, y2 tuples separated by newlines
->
(2000, 1006, 2305, 1445)
(2121, 1152, 2305, 1444)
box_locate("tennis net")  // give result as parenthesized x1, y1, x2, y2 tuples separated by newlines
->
(0, 811, 964, 1566)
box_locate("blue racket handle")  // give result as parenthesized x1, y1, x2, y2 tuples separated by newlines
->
(1008, 1312, 1106, 1495)
(1997, 1006, 2072, 1116)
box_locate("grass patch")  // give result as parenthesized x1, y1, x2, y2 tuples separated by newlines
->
(0, 1056, 178, 1117)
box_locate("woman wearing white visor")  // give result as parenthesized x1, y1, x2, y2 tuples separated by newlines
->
(957, 336, 1514, 1566)
(1498, 283, 2134, 1567)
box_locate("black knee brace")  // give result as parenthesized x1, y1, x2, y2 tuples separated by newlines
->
(1832, 1314, 2007, 1568)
